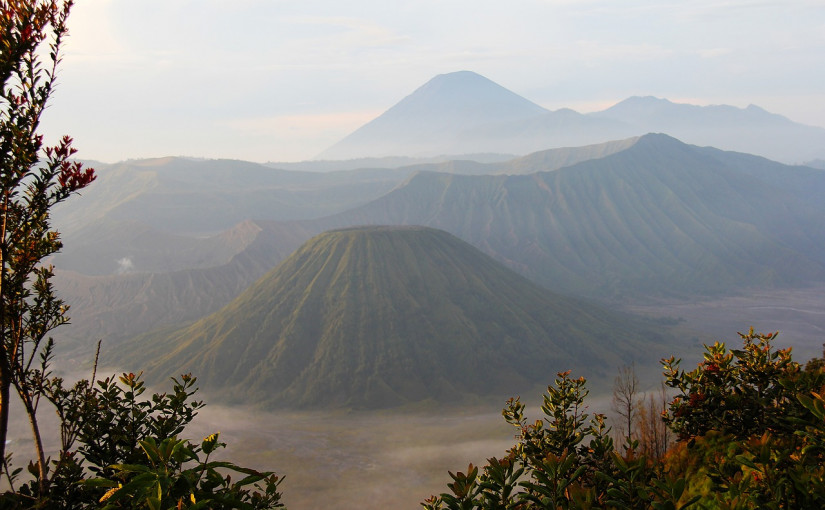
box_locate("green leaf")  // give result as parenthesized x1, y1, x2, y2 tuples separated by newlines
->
(202, 432, 221, 454)
(734, 454, 759, 470)
(82, 478, 119, 488)
(678, 495, 702, 509)
(109, 463, 152, 474)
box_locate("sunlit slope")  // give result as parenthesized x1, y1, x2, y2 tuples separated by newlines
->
(118, 226, 665, 408)
(325, 134, 825, 298)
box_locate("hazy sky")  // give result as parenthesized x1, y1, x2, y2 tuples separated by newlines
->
(41, 0, 825, 163)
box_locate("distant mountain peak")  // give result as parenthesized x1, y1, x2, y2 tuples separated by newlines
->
(598, 96, 677, 117)
(635, 132, 681, 143)
(379, 71, 550, 124)
(624, 96, 672, 104)
(426, 70, 494, 86)
(743, 103, 788, 121)
(316, 71, 550, 160)
(384, 71, 547, 121)
(406, 70, 541, 100)
(600, 96, 782, 120)
(625, 132, 697, 154)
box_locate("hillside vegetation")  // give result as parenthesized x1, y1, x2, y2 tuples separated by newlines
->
(114, 226, 669, 408)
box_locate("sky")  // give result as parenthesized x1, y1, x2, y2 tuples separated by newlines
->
(40, 0, 825, 163)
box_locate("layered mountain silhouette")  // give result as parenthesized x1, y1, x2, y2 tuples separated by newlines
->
(593, 97, 825, 163)
(318, 71, 825, 163)
(55, 135, 825, 354)
(317, 71, 632, 160)
(52, 157, 410, 239)
(320, 134, 825, 298)
(114, 226, 666, 408)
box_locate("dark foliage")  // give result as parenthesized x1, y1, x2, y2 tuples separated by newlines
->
(2, 372, 285, 509)
(424, 329, 825, 509)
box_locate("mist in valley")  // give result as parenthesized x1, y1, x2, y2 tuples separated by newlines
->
(184, 405, 513, 510)
(3, 363, 515, 510)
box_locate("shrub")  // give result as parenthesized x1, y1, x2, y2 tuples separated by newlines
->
(424, 329, 825, 509)
(3, 371, 285, 509)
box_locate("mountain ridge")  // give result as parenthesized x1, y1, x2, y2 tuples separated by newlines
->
(317, 71, 825, 163)
(314, 134, 825, 297)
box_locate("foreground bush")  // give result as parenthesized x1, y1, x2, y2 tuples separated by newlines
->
(424, 329, 825, 509)
(1, 372, 285, 509)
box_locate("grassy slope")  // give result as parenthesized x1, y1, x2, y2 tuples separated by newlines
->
(117, 226, 667, 409)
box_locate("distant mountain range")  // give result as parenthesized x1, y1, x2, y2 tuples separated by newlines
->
(54, 134, 825, 355)
(113, 226, 669, 408)
(316, 134, 825, 298)
(318, 71, 825, 164)
(51, 157, 411, 238)
(49, 137, 654, 273)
